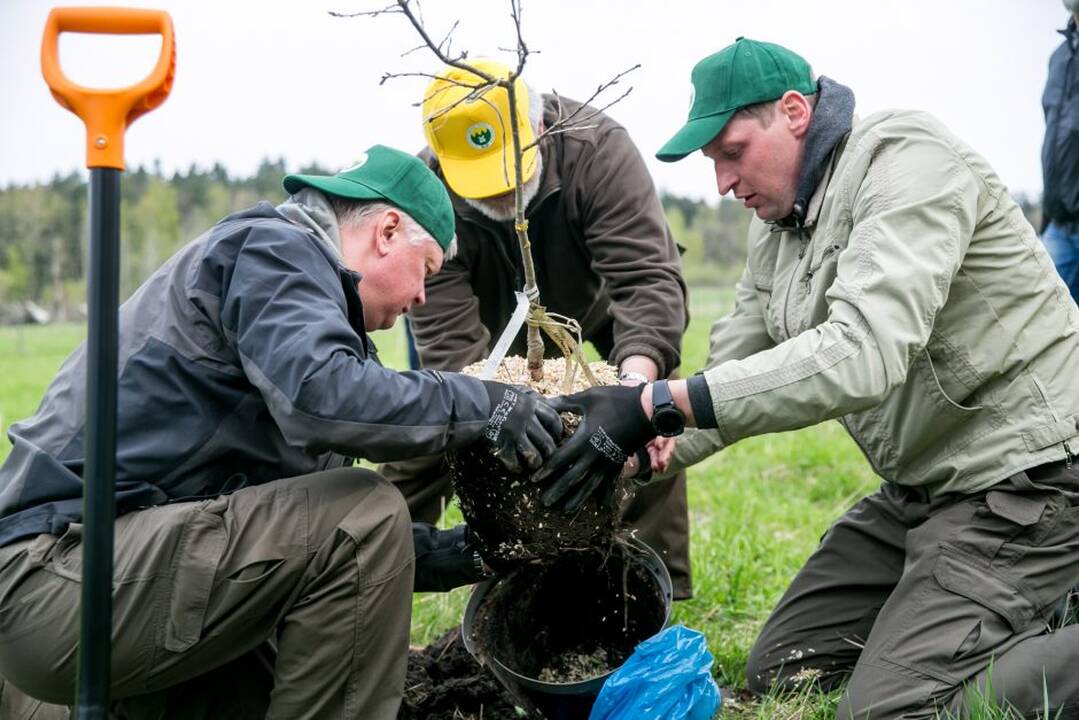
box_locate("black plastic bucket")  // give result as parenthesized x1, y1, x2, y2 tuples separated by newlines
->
(462, 538, 673, 719)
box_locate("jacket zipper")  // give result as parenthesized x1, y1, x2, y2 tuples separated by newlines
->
(1029, 372, 1074, 467)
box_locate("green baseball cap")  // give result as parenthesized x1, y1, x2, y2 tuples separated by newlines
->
(283, 144, 455, 250)
(656, 38, 816, 163)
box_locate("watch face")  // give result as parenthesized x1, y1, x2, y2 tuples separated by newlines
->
(653, 406, 684, 437)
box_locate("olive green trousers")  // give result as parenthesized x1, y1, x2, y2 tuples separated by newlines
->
(746, 462, 1079, 719)
(0, 467, 414, 720)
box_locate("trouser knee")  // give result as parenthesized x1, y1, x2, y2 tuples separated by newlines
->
(745, 634, 849, 697)
(744, 637, 780, 695)
(338, 470, 412, 545)
(301, 467, 411, 546)
(309, 468, 413, 579)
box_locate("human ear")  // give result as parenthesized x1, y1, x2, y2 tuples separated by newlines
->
(376, 210, 402, 255)
(781, 91, 812, 137)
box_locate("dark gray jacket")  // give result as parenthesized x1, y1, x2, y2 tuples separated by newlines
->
(0, 191, 489, 547)
(1042, 16, 1079, 228)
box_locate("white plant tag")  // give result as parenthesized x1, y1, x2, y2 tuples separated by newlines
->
(480, 291, 530, 380)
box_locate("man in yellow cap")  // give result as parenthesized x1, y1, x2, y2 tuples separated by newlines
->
(385, 59, 694, 599)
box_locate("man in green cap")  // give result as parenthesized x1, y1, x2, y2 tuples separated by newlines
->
(536, 38, 1079, 716)
(0, 144, 562, 719)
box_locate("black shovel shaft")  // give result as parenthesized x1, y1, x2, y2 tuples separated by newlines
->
(76, 168, 120, 720)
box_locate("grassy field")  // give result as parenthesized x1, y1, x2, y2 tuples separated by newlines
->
(0, 287, 1026, 718)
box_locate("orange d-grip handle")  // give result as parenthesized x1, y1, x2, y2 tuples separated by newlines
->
(41, 7, 175, 170)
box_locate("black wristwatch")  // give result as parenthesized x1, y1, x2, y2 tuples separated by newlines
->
(650, 379, 685, 437)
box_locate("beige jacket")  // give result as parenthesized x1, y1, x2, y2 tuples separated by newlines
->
(674, 109, 1079, 495)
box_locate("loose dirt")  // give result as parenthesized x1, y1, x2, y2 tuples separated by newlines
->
(398, 628, 525, 720)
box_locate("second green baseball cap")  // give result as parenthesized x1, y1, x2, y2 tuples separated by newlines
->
(283, 144, 455, 250)
(656, 38, 816, 163)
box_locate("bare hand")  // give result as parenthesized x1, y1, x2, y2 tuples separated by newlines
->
(646, 435, 676, 473)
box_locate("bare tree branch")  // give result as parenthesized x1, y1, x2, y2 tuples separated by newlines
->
(328, 4, 399, 19)
(522, 64, 640, 152)
(400, 42, 429, 59)
(497, 45, 540, 55)
(380, 70, 453, 86)
(536, 123, 602, 139)
(509, 0, 528, 78)
(435, 18, 460, 55)
(393, 0, 500, 83)
(422, 81, 500, 122)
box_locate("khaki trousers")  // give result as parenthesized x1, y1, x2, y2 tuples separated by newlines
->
(746, 462, 1079, 719)
(0, 467, 414, 720)
(380, 455, 694, 599)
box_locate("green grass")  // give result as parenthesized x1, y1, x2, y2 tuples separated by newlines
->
(0, 287, 1042, 718)
(1, 323, 89, 448)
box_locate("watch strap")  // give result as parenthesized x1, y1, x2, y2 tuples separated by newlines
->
(652, 379, 674, 410)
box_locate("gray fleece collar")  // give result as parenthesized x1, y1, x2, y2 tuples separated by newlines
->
(786, 76, 855, 228)
(277, 188, 344, 260)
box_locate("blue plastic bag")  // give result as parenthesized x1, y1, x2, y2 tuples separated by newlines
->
(589, 624, 722, 720)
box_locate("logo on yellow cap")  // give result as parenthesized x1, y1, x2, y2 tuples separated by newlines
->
(466, 122, 495, 150)
(422, 59, 539, 199)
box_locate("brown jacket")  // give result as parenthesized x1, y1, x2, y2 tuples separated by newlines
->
(411, 95, 688, 376)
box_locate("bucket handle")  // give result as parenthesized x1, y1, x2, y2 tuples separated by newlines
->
(41, 7, 175, 170)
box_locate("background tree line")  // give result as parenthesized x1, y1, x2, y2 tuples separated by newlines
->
(0, 162, 1042, 322)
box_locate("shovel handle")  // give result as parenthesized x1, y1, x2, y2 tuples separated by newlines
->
(41, 7, 175, 170)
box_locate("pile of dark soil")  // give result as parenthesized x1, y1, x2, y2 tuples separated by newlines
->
(399, 628, 526, 720)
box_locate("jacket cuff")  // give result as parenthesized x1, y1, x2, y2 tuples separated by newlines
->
(611, 342, 674, 380)
(687, 375, 718, 429)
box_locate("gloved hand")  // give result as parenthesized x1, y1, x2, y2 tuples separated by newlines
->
(534, 384, 656, 512)
(480, 381, 564, 474)
(412, 522, 492, 593)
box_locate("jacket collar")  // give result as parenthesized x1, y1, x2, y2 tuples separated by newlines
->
(776, 76, 855, 232)
(276, 188, 344, 260)
(1060, 16, 1078, 50)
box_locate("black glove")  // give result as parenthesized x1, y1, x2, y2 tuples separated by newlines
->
(480, 381, 564, 473)
(533, 384, 656, 512)
(412, 522, 491, 593)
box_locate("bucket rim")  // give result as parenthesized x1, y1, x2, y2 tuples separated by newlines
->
(460, 535, 673, 691)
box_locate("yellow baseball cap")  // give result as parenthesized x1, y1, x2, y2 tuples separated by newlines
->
(422, 59, 539, 200)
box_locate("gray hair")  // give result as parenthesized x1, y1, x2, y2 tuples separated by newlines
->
(525, 79, 544, 132)
(330, 198, 457, 260)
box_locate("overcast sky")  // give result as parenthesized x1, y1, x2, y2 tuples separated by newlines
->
(0, 1, 1069, 202)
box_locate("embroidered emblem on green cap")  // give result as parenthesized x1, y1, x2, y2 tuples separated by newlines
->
(466, 122, 495, 150)
(340, 152, 368, 174)
(282, 144, 455, 250)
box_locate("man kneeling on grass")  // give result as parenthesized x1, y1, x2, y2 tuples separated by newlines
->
(0, 145, 561, 719)
(535, 38, 1079, 719)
